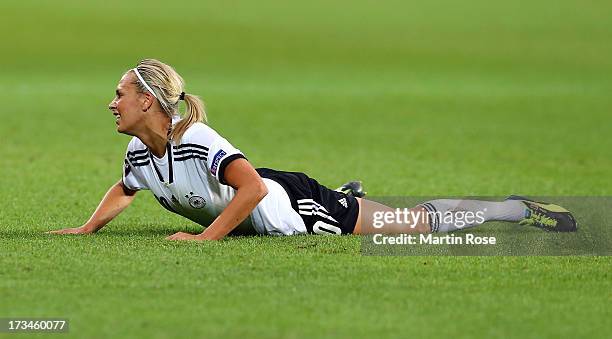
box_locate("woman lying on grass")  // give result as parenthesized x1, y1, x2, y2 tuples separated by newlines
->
(49, 59, 577, 240)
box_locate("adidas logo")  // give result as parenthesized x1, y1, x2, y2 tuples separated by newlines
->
(338, 198, 348, 208)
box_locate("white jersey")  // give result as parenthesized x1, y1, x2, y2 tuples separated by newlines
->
(122, 121, 306, 235)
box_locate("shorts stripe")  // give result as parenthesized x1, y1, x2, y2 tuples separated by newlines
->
(297, 200, 338, 223)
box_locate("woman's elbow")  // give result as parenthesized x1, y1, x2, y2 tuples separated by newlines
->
(253, 180, 268, 201)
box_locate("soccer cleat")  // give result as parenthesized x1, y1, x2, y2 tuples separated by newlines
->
(335, 181, 367, 198)
(506, 195, 577, 232)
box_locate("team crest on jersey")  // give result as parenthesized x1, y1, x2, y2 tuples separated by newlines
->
(210, 150, 226, 176)
(185, 191, 206, 209)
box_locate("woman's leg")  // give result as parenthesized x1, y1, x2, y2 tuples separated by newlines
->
(353, 198, 431, 234)
(353, 197, 528, 234)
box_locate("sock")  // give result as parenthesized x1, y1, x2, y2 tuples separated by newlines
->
(420, 199, 526, 233)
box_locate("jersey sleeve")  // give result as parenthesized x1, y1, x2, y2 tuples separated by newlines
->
(207, 135, 247, 185)
(122, 139, 149, 191)
(184, 123, 247, 185)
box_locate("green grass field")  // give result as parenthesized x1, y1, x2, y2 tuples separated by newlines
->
(1, 1, 611, 338)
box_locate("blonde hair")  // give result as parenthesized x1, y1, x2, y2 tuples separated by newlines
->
(131, 59, 207, 142)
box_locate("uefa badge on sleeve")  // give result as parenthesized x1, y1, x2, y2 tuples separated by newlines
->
(210, 150, 227, 176)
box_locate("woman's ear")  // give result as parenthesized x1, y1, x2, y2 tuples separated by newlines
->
(141, 92, 154, 112)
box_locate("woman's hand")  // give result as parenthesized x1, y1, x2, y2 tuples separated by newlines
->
(165, 232, 205, 241)
(47, 225, 94, 235)
(46, 180, 137, 236)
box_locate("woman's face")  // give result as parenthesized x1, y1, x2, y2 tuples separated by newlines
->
(108, 72, 149, 135)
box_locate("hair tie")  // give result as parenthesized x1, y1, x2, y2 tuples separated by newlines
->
(179, 92, 185, 100)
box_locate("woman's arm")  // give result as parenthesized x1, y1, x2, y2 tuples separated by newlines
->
(48, 180, 138, 234)
(166, 159, 268, 241)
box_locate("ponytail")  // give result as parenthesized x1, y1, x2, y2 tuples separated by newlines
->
(169, 93, 207, 142)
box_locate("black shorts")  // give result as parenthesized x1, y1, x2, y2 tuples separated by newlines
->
(256, 168, 359, 235)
